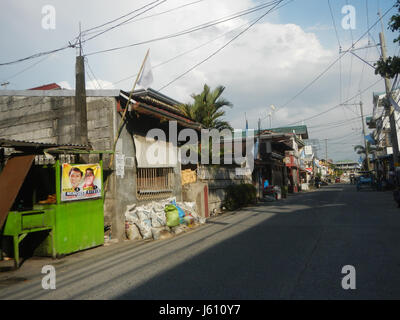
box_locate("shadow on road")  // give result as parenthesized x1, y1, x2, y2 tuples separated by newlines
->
(111, 184, 400, 300)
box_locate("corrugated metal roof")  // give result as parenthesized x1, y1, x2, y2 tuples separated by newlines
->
(119, 90, 203, 130)
(0, 138, 90, 149)
(268, 125, 308, 138)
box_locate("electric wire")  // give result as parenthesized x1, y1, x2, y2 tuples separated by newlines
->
(81, 0, 162, 34)
(104, 18, 254, 88)
(1, 53, 53, 83)
(327, 0, 341, 51)
(86, 58, 102, 89)
(85, 0, 283, 57)
(82, 0, 167, 43)
(286, 78, 383, 126)
(0, 43, 74, 67)
(82, 0, 207, 36)
(0, 0, 165, 66)
(158, 0, 289, 91)
(272, 3, 396, 119)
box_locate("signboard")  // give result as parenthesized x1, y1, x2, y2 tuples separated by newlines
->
(304, 145, 313, 155)
(61, 163, 102, 202)
(115, 153, 125, 178)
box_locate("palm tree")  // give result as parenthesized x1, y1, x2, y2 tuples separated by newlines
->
(354, 145, 369, 171)
(354, 142, 382, 170)
(354, 142, 382, 155)
(354, 144, 367, 155)
(177, 84, 233, 130)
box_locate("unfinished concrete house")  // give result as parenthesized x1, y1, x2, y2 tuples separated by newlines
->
(0, 85, 203, 241)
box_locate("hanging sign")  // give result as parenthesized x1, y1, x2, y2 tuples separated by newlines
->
(61, 163, 102, 201)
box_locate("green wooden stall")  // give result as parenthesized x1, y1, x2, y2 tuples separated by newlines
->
(0, 148, 112, 268)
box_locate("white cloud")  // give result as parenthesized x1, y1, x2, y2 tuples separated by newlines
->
(1, 0, 387, 160)
(58, 81, 72, 89)
(86, 79, 115, 90)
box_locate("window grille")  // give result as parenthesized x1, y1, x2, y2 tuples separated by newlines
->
(136, 167, 174, 200)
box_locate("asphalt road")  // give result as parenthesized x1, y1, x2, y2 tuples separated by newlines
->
(1, 183, 400, 300)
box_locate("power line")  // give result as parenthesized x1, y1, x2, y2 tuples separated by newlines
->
(85, 0, 283, 57)
(1, 53, 53, 83)
(0, 43, 74, 67)
(0, 0, 171, 67)
(272, 3, 396, 118)
(85, 57, 102, 89)
(82, 0, 167, 43)
(327, 0, 341, 51)
(286, 78, 383, 126)
(105, 18, 253, 88)
(82, 0, 207, 36)
(81, 0, 163, 34)
(157, 0, 288, 91)
(308, 113, 372, 132)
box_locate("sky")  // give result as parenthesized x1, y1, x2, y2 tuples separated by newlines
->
(0, 0, 398, 161)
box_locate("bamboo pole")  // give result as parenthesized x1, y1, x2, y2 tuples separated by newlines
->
(104, 49, 150, 195)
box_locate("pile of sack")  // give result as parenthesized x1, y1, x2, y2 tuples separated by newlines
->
(125, 197, 206, 241)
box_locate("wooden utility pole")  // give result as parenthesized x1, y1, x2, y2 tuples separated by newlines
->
(379, 11, 400, 168)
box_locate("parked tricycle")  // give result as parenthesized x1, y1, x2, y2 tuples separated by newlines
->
(356, 171, 375, 191)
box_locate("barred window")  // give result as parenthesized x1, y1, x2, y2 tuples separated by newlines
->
(136, 167, 174, 200)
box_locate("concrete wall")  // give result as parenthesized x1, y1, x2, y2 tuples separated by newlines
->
(197, 165, 252, 214)
(0, 92, 115, 148)
(0, 91, 118, 235)
(0, 91, 186, 241)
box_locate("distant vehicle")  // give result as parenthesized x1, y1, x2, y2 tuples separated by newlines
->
(335, 177, 340, 183)
(356, 171, 375, 191)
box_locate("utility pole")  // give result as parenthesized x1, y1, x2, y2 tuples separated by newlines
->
(359, 101, 371, 171)
(257, 117, 261, 198)
(379, 10, 400, 168)
(75, 22, 88, 146)
(342, 101, 371, 170)
(324, 139, 328, 162)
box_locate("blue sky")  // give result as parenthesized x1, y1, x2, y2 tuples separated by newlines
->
(0, 0, 399, 161)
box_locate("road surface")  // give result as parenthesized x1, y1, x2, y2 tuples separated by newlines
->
(1, 183, 400, 299)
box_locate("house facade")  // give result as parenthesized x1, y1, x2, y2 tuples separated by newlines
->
(0, 88, 202, 240)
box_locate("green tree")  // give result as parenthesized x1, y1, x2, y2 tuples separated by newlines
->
(375, 0, 400, 78)
(354, 144, 367, 155)
(354, 143, 382, 170)
(177, 84, 233, 130)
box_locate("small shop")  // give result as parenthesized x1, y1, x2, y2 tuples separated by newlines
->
(0, 139, 112, 268)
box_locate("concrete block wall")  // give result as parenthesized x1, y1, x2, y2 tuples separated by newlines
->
(0, 91, 118, 231)
(0, 96, 70, 144)
(197, 166, 252, 214)
(0, 91, 188, 241)
(0, 94, 116, 149)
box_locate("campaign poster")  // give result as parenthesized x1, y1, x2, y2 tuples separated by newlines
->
(61, 163, 102, 201)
